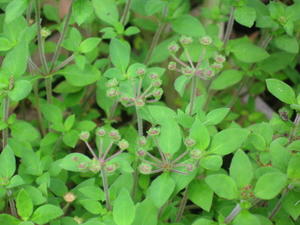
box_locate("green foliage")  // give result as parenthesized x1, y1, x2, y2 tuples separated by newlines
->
(0, 0, 299, 224)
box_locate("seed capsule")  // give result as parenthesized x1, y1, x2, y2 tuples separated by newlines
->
(190, 149, 202, 159)
(180, 36, 193, 45)
(138, 163, 152, 174)
(168, 61, 177, 71)
(96, 128, 106, 137)
(118, 139, 129, 150)
(79, 131, 90, 141)
(168, 42, 180, 53)
(200, 36, 213, 46)
(147, 127, 160, 136)
(184, 138, 196, 147)
(64, 192, 76, 203)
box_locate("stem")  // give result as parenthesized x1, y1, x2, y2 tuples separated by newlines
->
(189, 76, 197, 116)
(52, 54, 74, 73)
(131, 160, 139, 200)
(144, 5, 168, 65)
(268, 186, 291, 220)
(2, 96, 10, 149)
(120, 0, 132, 25)
(35, 0, 49, 74)
(49, 1, 73, 71)
(224, 203, 241, 224)
(101, 168, 111, 210)
(223, 7, 235, 47)
(7, 190, 17, 217)
(135, 107, 143, 136)
(175, 188, 188, 222)
(45, 77, 53, 104)
(289, 113, 300, 142)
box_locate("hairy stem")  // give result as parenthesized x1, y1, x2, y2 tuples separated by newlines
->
(289, 113, 300, 142)
(120, 0, 132, 25)
(189, 76, 197, 116)
(49, 1, 73, 71)
(35, 0, 49, 74)
(7, 190, 17, 217)
(101, 168, 111, 210)
(176, 188, 189, 222)
(135, 107, 143, 136)
(45, 77, 53, 104)
(144, 5, 168, 65)
(223, 7, 235, 47)
(2, 96, 10, 149)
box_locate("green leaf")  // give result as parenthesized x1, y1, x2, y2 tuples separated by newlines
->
(73, 0, 93, 25)
(2, 41, 29, 77)
(174, 75, 190, 97)
(204, 107, 230, 125)
(190, 119, 210, 150)
(230, 150, 253, 187)
(158, 121, 182, 155)
(92, 0, 119, 25)
(5, 0, 27, 23)
(210, 70, 243, 90)
(171, 15, 205, 37)
(0, 37, 13, 51)
(274, 35, 299, 54)
(20, 148, 43, 176)
(40, 103, 63, 126)
(8, 80, 32, 102)
(79, 199, 104, 215)
(109, 39, 131, 73)
(254, 172, 287, 200)
(62, 130, 79, 148)
(147, 173, 175, 208)
(78, 185, 105, 201)
(113, 188, 136, 225)
(234, 6, 256, 28)
(188, 180, 213, 211)
(205, 174, 238, 200)
(266, 79, 296, 104)
(233, 210, 260, 225)
(79, 37, 101, 53)
(64, 115, 75, 131)
(31, 204, 63, 225)
(124, 26, 140, 36)
(231, 41, 269, 63)
(43, 4, 59, 22)
(282, 191, 300, 220)
(209, 128, 249, 155)
(16, 189, 33, 220)
(132, 199, 158, 225)
(62, 64, 101, 87)
(140, 105, 177, 125)
(192, 218, 217, 225)
(0, 214, 20, 225)
(10, 121, 40, 143)
(287, 155, 300, 180)
(60, 153, 91, 172)
(200, 155, 223, 171)
(0, 146, 16, 179)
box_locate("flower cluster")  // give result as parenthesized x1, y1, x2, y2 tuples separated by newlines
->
(167, 35, 226, 80)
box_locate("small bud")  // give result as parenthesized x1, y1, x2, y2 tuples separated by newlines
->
(152, 88, 163, 98)
(147, 127, 160, 136)
(135, 98, 145, 107)
(168, 61, 177, 71)
(194, 69, 204, 77)
(106, 88, 119, 97)
(184, 138, 196, 147)
(138, 163, 152, 174)
(89, 159, 101, 173)
(185, 164, 195, 172)
(203, 69, 215, 79)
(138, 136, 147, 146)
(109, 130, 121, 140)
(74, 216, 83, 224)
(179, 36, 193, 45)
(181, 67, 194, 76)
(190, 149, 202, 159)
(105, 163, 118, 174)
(136, 68, 146, 76)
(79, 131, 90, 141)
(149, 73, 159, 79)
(168, 42, 180, 53)
(211, 63, 223, 70)
(41, 27, 51, 38)
(64, 192, 76, 203)
(200, 36, 213, 45)
(137, 149, 146, 157)
(118, 139, 129, 150)
(96, 128, 106, 137)
(106, 78, 119, 88)
(214, 54, 226, 63)
(151, 79, 162, 87)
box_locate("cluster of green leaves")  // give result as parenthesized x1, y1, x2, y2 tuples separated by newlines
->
(0, 0, 300, 225)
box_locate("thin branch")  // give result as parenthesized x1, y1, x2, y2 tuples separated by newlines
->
(223, 7, 235, 47)
(120, 0, 132, 25)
